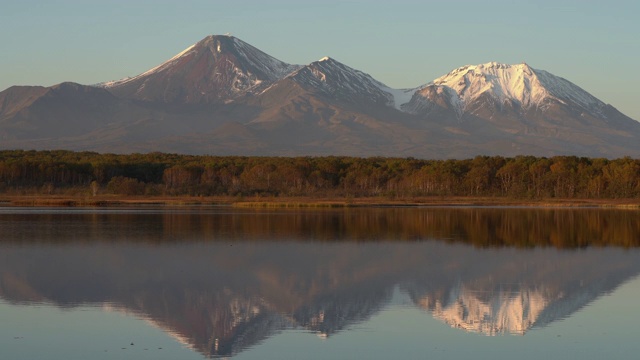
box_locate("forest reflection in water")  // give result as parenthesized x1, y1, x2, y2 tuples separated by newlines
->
(1, 206, 640, 247)
(1, 206, 640, 358)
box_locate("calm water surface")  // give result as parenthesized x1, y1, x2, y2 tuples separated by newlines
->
(1, 206, 640, 359)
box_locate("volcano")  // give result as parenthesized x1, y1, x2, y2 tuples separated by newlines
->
(1, 35, 639, 158)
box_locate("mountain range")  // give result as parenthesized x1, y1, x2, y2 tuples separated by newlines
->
(1, 34, 639, 158)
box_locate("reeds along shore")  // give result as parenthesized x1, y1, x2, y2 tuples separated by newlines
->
(2, 195, 640, 209)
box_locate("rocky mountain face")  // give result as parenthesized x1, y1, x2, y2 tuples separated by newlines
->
(1, 35, 639, 158)
(100, 35, 300, 104)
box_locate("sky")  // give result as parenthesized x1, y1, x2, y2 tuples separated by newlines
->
(1, 0, 639, 119)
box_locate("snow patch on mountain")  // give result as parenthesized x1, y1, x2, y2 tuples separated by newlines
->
(231, 66, 262, 94)
(376, 85, 416, 111)
(532, 68, 605, 110)
(228, 36, 301, 81)
(285, 57, 396, 106)
(96, 35, 303, 103)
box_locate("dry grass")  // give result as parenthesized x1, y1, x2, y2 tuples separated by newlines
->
(2, 194, 640, 209)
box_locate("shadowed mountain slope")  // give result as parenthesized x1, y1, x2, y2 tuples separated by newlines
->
(2, 35, 639, 158)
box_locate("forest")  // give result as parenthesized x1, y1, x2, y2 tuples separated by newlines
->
(0, 150, 639, 199)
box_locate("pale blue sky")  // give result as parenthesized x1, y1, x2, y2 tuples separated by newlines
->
(1, 0, 639, 119)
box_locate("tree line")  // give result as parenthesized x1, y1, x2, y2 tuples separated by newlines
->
(0, 150, 639, 198)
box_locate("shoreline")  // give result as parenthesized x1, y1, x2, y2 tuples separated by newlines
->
(1, 195, 640, 209)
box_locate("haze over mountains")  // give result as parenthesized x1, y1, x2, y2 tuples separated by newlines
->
(1, 35, 639, 158)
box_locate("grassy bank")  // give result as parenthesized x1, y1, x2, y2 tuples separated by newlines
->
(2, 195, 640, 209)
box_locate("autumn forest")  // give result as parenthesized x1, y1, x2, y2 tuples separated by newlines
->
(0, 150, 639, 199)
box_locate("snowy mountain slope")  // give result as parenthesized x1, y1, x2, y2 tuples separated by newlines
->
(281, 57, 396, 106)
(405, 62, 609, 118)
(102, 35, 301, 104)
(390, 61, 640, 158)
(267, 56, 418, 111)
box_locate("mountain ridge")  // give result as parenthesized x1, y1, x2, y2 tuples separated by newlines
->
(101, 35, 301, 104)
(1, 34, 639, 159)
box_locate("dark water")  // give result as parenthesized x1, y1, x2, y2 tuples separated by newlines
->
(1, 206, 640, 359)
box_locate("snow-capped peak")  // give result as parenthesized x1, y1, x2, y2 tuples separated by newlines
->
(274, 56, 414, 110)
(415, 61, 606, 116)
(96, 35, 302, 103)
(217, 36, 301, 80)
(430, 62, 548, 109)
(285, 57, 399, 106)
(95, 35, 612, 118)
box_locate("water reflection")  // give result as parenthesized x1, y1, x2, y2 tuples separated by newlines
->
(2, 207, 640, 247)
(1, 207, 640, 357)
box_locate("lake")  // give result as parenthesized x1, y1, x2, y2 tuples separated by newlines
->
(1, 206, 640, 359)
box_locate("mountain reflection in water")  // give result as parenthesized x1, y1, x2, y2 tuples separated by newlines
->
(1, 207, 640, 357)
